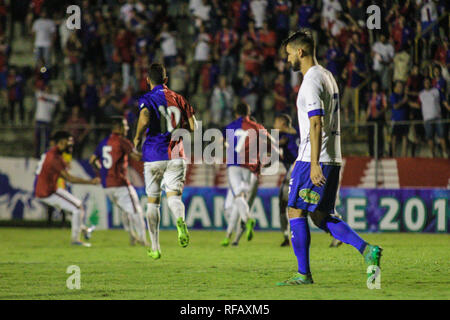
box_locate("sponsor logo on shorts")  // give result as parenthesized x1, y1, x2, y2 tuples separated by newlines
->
(299, 189, 320, 204)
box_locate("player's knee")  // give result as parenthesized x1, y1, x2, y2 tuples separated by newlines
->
(147, 196, 160, 204)
(235, 196, 248, 209)
(287, 207, 307, 219)
(167, 195, 184, 211)
(310, 211, 331, 231)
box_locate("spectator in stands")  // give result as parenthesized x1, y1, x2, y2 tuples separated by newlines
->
(410, 77, 449, 158)
(31, 10, 56, 67)
(210, 75, 234, 126)
(7, 67, 25, 124)
(241, 39, 263, 77)
(259, 20, 277, 68)
(34, 84, 59, 157)
(63, 79, 81, 112)
(365, 79, 387, 158)
(191, 23, 212, 95)
(99, 80, 123, 119)
(273, 0, 291, 47)
(321, 0, 342, 32)
(65, 105, 89, 159)
(115, 27, 135, 91)
(390, 81, 409, 158)
(341, 51, 365, 122)
(159, 22, 178, 69)
(239, 73, 258, 114)
(191, 0, 211, 29)
(64, 31, 82, 85)
(170, 55, 189, 97)
(371, 33, 395, 92)
(325, 37, 343, 78)
(80, 73, 100, 123)
(250, 0, 268, 29)
(297, 0, 316, 30)
(393, 45, 411, 83)
(215, 18, 239, 83)
(405, 65, 424, 156)
(273, 73, 290, 114)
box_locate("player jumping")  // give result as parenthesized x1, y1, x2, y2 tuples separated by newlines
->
(90, 116, 147, 246)
(277, 30, 382, 286)
(134, 63, 197, 260)
(221, 103, 274, 246)
(34, 131, 100, 247)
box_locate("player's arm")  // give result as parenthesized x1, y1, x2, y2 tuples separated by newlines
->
(134, 107, 150, 150)
(60, 169, 100, 185)
(129, 149, 142, 161)
(309, 115, 326, 187)
(188, 115, 198, 132)
(89, 154, 101, 171)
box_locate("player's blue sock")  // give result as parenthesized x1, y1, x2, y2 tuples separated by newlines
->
(289, 217, 311, 275)
(322, 216, 367, 254)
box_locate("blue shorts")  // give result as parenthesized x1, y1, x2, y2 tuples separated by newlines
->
(287, 161, 341, 214)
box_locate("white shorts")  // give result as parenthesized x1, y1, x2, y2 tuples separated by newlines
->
(104, 185, 142, 215)
(144, 159, 187, 197)
(227, 166, 258, 197)
(38, 188, 82, 213)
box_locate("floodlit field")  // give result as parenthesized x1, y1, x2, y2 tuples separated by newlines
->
(0, 228, 449, 300)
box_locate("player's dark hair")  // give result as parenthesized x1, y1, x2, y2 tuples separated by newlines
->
(110, 116, 125, 128)
(235, 102, 251, 117)
(276, 113, 292, 127)
(52, 131, 71, 143)
(281, 29, 315, 56)
(149, 63, 166, 85)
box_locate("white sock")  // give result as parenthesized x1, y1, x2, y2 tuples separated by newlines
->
(130, 210, 146, 242)
(146, 203, 161, 251)
(226, 203, 239, 237)
(71, 209, 82, 242)
(167, 195, 185, 221)
(121, 209, 130, 231)
(235, 196, 249, 223)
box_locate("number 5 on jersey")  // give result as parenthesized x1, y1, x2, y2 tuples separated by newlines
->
(102, 145, 112, 169)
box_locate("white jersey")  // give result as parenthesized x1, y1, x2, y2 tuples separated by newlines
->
(296, 65, 342, 164)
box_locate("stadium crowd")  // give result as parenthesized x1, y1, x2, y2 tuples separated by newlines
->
(0, 0, 449, 158)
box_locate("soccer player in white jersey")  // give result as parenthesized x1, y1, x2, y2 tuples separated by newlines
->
(277, 30, 382, 286)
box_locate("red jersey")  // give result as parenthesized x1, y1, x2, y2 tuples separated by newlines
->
(94, 133, 134, 188)
(34, 146, 68, 198)
(224, 116, 269, 175)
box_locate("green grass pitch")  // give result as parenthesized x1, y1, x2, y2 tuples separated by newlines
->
(0, 228, 449, 300)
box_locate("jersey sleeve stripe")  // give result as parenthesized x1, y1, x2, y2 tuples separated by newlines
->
(307, 109, 325, 118)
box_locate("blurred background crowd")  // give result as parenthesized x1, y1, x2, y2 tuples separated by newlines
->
(0, 0, 448, 159)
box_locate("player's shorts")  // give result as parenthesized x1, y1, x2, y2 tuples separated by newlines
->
(287, 161, 341, 214)
(104, 185, 141, 215)
(37, 188, 82, 214)
(227, 165, 257, 197)
(144, 159, 186, 197)
(279, 164, 294, 203)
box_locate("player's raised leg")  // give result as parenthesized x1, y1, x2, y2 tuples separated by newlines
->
(222, 189, 237, 246)
(165, 159, 189, 248)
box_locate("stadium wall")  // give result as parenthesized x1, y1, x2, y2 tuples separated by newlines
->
(0, 157, 448, 233)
